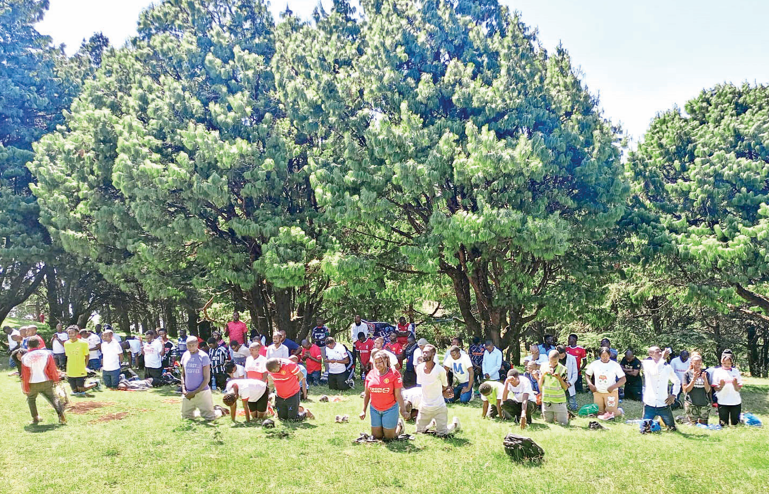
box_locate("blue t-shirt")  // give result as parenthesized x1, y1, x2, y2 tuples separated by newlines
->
(283, 338, 300, 354)
(181, 350, 211, 392)
(311, 326, 329, 347)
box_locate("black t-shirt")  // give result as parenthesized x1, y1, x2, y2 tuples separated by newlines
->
(683, 369, 711, 406)
(620, 357, 642, 388)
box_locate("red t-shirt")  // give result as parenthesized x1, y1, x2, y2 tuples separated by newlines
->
(565, 346, 587, 371)
(269, 360, 302, 398)
(301, 344, 322, 373)
(396, 323, 413, 345)
(227, 321, 248, 345)
(385, 342, 403, 356)
(354, 338, 375, 366)
(366, 368, 403, 411)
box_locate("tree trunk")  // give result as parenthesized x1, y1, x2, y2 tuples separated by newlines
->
(445, 267, 482, 337)
(164, 302, 178, 337)
(272, 287, 296, 340)
(117, 302, 131, 336)
(747, 324, 759, 377)
(187, 309, 198, 337)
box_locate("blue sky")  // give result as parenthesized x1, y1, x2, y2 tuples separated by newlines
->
(36, 0, 769, 143)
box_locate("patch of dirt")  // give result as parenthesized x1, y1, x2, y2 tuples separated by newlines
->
(67, 401, 115, 414)
(161, 398, 181, 404)
(89, 412, 129, 424)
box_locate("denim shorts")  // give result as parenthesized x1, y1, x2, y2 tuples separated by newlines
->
(370, 403, 399, 429)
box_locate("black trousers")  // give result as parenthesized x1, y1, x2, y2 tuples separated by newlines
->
(276, 391, 305, 421)
(328, 372, 350, 390)
(718, 403, 741, 426)
(145, 366, 163, 382)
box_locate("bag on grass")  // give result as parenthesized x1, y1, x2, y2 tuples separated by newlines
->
(502, 434, 544, 462)
(578, 404, 599, 417)
(741, 412, 762, 427)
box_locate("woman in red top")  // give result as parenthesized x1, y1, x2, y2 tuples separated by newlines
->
(360, 350, 409, 440)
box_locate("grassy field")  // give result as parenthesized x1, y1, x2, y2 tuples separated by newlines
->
(0, 367, 767, 494)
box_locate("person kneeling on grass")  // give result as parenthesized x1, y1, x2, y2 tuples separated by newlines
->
(180, 338, 222, 421)
(360, 350, 409, 440)
(443, 345, 474, 404)
(682, 351, 711, 425)
(711, 350, 742, 427)
(223, 378, 269, 424)
(21, 336, 66, 425)
(265, 358, 313, 421)
(325, 337, 352, 390)
(585, 347, 626, 420)
(538, 350, 570, 426)
(401, 386, 421, 422)
(641, 346, 680, 431)
(415, 345, 460, 436)
(479, 380, 506, 419)
(502, 369, 536, 429)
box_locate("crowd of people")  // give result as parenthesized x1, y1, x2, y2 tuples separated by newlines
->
(3, 316, 750, 436)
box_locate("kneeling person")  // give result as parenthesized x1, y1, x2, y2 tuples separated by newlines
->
(266, 358, 312, 421)
(415, 345, 459, 436)
(443, 345, 474, 403)
(325, 337, 351, 390)
(502, 369, 536, 429)
(360, 350, 409, 440)
(223, 379, 268, 423)
(181, 338, 221, 421)
(479, 380, 506, 419)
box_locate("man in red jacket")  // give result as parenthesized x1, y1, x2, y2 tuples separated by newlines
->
(21, 337, 66, 425)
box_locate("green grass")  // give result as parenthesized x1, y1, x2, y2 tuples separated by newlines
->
(1, 370, 768, 494)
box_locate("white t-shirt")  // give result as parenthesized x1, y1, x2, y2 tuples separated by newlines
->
(7, 329, 20, 351)
(506, 377, 537, 403)
(231, 345, 250, 361)
(350, 322, 369, 341)
(325, 344, 349, 374)
(52, 332, 68, 354)
(87, 333, 102, 359)
(128, 339, 142, 355)
(245, 355, 267, 377)
(225, 379, 267, 402)
(442, 349, 468, 366)
(232, 364, 246, 379)
(670, 357, 690, 386)
(523, 354, 548, 367)
(443, 353, 473, 384)
(711, 367, 742, 406)
(416, 363, 448, 409)
(143, 339, 164, 368)
(401, 386, 421, 410)
(101, 339, 123, 371)
(266, 344, 289, 360)
(585, 359, 625, 393)
(413, 347, 438, 365)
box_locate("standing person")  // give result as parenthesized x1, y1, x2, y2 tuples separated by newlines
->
(100, 330, 123, 389)
(443, 346, 474, 404)
(177, 329, 188, 349)
(142, 330, 164, 382)
(310, 318, 330, 375)
(277, 330, 302, 357)
(20, 337, 66, 425)
(557, 345, 579, 411)
(64, 326, 97, 394)
(481, 340, 503, 381)
(229, 340, 250, 366)
(415, 345, 459, 436)
(565, 334, 587, 392)
(585, 347, 626, 419)
(600, 338, 619, 361)
(538, 334, 556, 356)
(350, 315, 368, 342)
(468, 337, 485, 387)
(265, 332, 289, 360)
(325, 337, 352, 390)
(360, 350, 409, 440)
(82, 328, 102, 371)
(207, 337, 229, 391)
(384, 332, 403, 367)
(620, 349, 643, 401)
(300, 339, 323, 385)
(641, 346, 681, 431)
(711, 350, 743, 427)
(682, 352, 711, 425)
(245, 341, 267, 381)
(501, 369, 537, 429)
(156, 328, 172, 367)
(670, 350, 690, 397)
(395, 316, 416, 346)
(127, 336, 142, 368)
(353, 332, 375, 380)
(265, 358, 312, 422)
(180, 338, 221, 421)
(225, 311, 248, 346)
(222, 378, 269, 424)
(538, 350, 570, 426)
(50, 323, 68, 370)
(402, 335, 418, 388)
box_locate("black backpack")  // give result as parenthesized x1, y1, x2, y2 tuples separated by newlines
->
(503, 434, 545, 462)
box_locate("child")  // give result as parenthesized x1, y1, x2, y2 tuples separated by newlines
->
(222, 379, 269, 423)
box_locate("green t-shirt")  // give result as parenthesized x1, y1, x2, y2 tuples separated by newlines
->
(64, 339, 90, 377)
(541, 363, 567, 404)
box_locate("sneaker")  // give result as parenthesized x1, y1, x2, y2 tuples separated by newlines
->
(345, 378, 355, 388)
(93, 381, 102, 391)
(452, 416, 461, 432)
(597, 412, 615, 421)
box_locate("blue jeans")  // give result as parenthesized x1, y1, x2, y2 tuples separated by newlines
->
(103, 369, 121, 388)
(370, 403, 399, 429)
(448, 382, 473, 403)
(567, 393, 578, 411)
(575, 374, 584, 393)
(307, 371, 321, 385)
(643, 404, 676, 428)
(88, 358, 101, 371)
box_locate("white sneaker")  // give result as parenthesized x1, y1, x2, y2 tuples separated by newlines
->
(452, 416, 461, 432)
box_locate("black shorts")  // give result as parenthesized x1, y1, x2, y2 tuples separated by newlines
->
(247, 391, 269, 413)
(68, 377, 86, 389)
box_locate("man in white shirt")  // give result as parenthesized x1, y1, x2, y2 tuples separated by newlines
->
(265, 333, 289, 360)
(669, 350, 690, 396)
(127, 336, 142, 368)
(443, 346, 474, 403)
(350, 315, 368, 341)
(81, 329, 102, 371)
(412, 338, 437, 366)
(501, 368, 537, 428)
(522, 344, 548, 368)
(142, 330, 165, 381)
(50, 323, 69, 370)
(481, 340, 503, 381)
(557, 346, 579, 411)
(4, 326, 21, 371)
(325, 337, 351, 390)
(100, 330, 124, 388)
(641, 346, 681, 431)
(415, 345, 459, 436)
(222, 378, 268, 423)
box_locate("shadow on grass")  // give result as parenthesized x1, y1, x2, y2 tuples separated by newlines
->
(385, 441, 423, 453)
(151, 387, 183, 397)
(675, 430, 721, 441)
(524, 423, 550, 431)
(23, 423, 62, 433)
